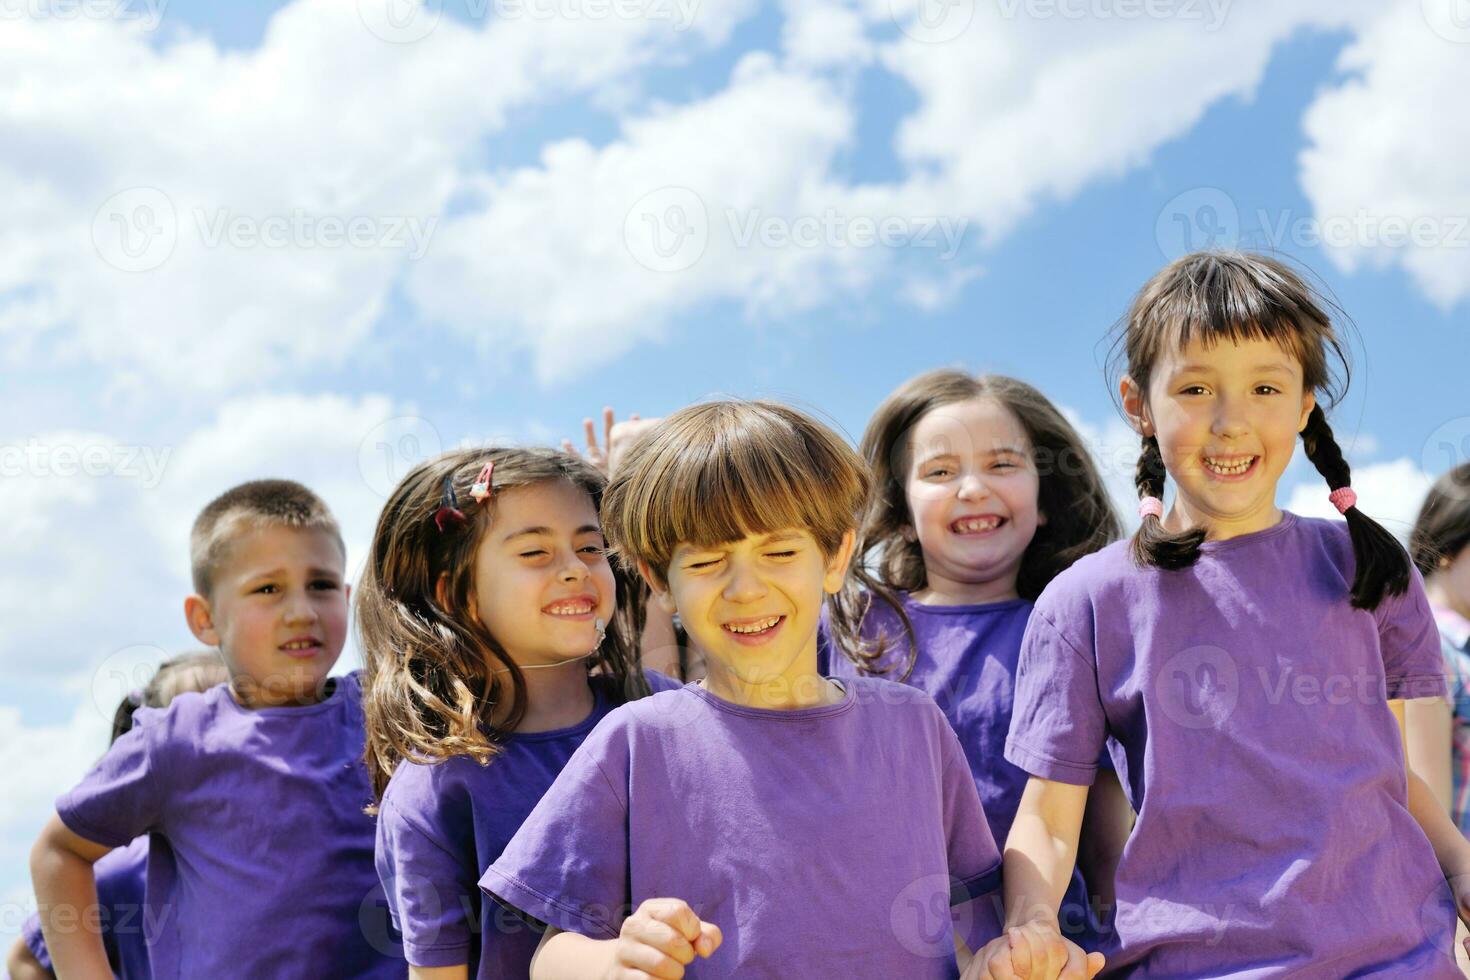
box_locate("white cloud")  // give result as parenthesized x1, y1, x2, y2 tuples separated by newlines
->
(1285, 456, 1433, 542)
(1299, 0, 1470, 308)
(0, 0, 758, 396)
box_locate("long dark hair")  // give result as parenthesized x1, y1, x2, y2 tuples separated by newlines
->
(357, 447, 651, 801)
(829, 370, 1121, 679)
(1110, 250, 1409, 609)
(1410, 464, 1470, 578)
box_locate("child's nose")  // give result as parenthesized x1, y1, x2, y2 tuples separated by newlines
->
(557, 554, 590, 581)
(956, 471, 991, 501)
(721, 561, 766, 602)
(1211, 396, 1251, 438)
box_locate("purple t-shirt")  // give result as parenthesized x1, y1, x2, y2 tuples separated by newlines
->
(820, 595, 1103, 941)
(376, 670, 681, 978)
(23, 836, 150, 978)
(1005, 513, 1459, 977)
(56, 672, 403, 980)
(482, 676, 1003, 978)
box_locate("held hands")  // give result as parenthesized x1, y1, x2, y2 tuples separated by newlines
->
(965, 920, 1104, 980)
(604, 898, 722, 980)
(563, 408, 662, 479)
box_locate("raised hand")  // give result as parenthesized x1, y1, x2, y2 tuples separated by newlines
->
(563, 407, 662, 478)
(604, 898, 722, 980)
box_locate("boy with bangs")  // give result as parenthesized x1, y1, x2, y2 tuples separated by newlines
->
(31, 480, 403, 979)
(482, 401, 1004, 979)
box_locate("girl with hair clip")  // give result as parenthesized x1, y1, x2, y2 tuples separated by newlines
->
(360, 447, 679, 980)
(9, 652, 228, 980)
(975, 251, 1470, 979)
(823, 369, 1131, 948)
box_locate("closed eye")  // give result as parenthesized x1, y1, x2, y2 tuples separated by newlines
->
(310, 579, 340, 590)
(519, 550, 548, 559)
(767, 551, 797, 559)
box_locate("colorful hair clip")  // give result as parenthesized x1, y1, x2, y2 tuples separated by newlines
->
(434, 474, 468, 532)
(470, 461, 495, 505)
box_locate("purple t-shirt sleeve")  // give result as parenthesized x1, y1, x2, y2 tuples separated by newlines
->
(56, 720, 166, 847)
(1377, 570, 1450, 701)
(376, 796, 476, 967)
(22, 911, 53, 970)
(480, 719, 630, 940)
(1005, 608, 1107, 786)
(938, 726, 1004, 950)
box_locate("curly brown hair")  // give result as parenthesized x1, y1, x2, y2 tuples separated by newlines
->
(357, 447, 651, 801)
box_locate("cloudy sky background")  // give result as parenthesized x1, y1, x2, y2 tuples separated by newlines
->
(3, 0, 1469, 941)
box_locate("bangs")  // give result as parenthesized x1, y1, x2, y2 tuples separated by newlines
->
(604, 401, 869, 574)
(1133, 250, 1341, 397)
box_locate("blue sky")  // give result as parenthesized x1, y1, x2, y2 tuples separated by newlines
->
(2, 0, 1468, 943)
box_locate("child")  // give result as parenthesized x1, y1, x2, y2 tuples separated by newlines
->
(30, 480, 404, 979)
(9, 652, 228, 980)
(482, 400, 1005, 979)
(823, 370, 1130, 942)
(978, 251, 1470, 978)
(362, 447, 680, 979)
(1408, 463, 1470, 830)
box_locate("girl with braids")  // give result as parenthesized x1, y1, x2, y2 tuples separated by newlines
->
(822, 370, 1129, 949)
(360, 448, 678, 980)
(974, 251, 1470, 979)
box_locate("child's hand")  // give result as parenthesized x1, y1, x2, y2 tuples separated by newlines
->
(605, 897, 721, 979)
(563, 408, 662, 478)
(965, 921, 1103, 980)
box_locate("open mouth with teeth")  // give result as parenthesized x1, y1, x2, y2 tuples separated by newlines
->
(722, 615, 785, 643)
(1201, 454, 1259, 479)
(279, 638, 322, 658)
(542, 598, 598, 619)
(950, 515, 1006, 535)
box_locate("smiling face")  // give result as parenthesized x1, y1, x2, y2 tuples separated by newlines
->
(902, 397, 1043, 604)
(185, 524, 348, 707)
(466, 479, 617, 668)
(1128, 335, 1315, 537)
(650, 527, 853, 688)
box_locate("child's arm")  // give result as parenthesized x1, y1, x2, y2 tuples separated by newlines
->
(1076, 766, 1132, 918)
(409, 967, 468, 979)
(1393, 698, 1470, 963)
(6, 937, 53, 980)
(969, 777, 1104, 980)
(529, 900, 721, 980)
(29, 813, 115, 980)
(1404, 694, 1455, 814)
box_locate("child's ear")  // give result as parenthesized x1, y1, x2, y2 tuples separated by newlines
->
(637, 560, 678, 615)
(184, 594, 220, 647)
(823, 530, 857, 594)
(1120, 376, 1151, 436)
(1298, 390, 1316, 432)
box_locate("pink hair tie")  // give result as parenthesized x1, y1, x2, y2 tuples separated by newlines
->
(1138, 496, 1164, 520)
(1328, 487, 1357, 515)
